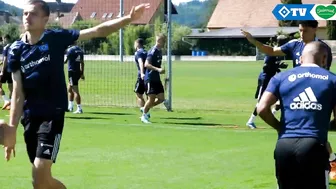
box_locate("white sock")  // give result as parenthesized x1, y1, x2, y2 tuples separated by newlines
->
(140, 107, 144, 111)
(248, 114, 256, 124)
(69, 101, 74, 108)
(77, 104, 82, 110)
(2, 95, 9, 102)
(330, 153, 336, 161)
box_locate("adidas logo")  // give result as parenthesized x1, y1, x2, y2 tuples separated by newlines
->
(43, 149, 51, 155)
(290, 87, 322, 111)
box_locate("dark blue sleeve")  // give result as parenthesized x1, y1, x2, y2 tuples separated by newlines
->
(53, 29, 80, 48)
(2, 45, 8, 57)
(280, 40, 296, 56)
(265, 74, 281, 98)
(138, 51, 147, 62)
(7, 42, 21, 73)
(146, 50, 155, 64)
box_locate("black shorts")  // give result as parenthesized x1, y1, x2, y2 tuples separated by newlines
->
(255, 76, 271, 100)
(274, 138, 329, 189)
(21, 110, 65, 164)
(0, 71, 12, 84)
(68, 71, 80, 86)
(134, 78, 145, 95)
(145, 80, 164, 95)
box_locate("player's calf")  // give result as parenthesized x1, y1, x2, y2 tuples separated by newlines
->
(32, 158, 66, 189)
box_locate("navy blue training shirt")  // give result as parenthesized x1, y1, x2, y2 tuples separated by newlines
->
(7, 29, 80, 116)
(145, 46, 162, 82)
(280, 38, 333, 69)
(66, 45, 83, 72)
(2, 44, 10, 57)
(134, 48, 147, 78)
(266, 65, 336, 143)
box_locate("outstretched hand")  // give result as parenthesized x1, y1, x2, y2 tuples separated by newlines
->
(129, 3, 151, 21)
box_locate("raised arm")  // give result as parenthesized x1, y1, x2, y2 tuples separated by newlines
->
(240, 29, 286, 56)
(78, 4, 150, 41)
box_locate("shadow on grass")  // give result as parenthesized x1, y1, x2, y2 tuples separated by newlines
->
(89, 112, 134, 116)
(161, 117, 202, 121)
(163, 121, 238, 128)
(66, 116, 109, 120)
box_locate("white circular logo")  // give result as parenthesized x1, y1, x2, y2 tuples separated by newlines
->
(288, 74, 296, 82)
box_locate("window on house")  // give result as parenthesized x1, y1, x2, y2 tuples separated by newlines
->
(90, 12, 96, 18)
(107, 13, 113, 18)
(102, 13, 107, 19)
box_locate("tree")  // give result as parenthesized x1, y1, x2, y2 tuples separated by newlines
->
(70, 20, 106, 54)
(278, 0, 302, 27)
(0, 23, 20, 43)
(327, 0, 336, 40)
(46, 22, 63, 30)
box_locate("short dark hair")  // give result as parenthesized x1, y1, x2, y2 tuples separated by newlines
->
(28, 0, 50, 17)
(298, 20, 318, 28)
(136, 38, 145, 47)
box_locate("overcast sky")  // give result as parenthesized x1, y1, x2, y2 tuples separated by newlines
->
(2, 0, 205, 8)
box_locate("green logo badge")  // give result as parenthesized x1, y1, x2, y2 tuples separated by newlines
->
(315, 5, 336, 19)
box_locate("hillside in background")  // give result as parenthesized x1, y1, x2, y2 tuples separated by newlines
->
(0, 1, 22, 16)
(172, 0, 218, 28)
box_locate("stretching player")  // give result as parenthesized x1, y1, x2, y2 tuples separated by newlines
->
(0, 35, 13, 110)
(3, 1, 149, 189)
(141, 34, 166, 123)
(246, 36, 288, 129)
(65, 44, 84, 114)
(257, 41, 335, 189)
(241, 20, 336, 180)
(133, 38, 147, 112)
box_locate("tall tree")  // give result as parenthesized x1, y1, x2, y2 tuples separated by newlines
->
(278, 0, 302, 27)
(327, 0, 336, 40)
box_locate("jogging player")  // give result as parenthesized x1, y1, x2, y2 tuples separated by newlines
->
(246, 35, 288, 129)
(133, 38, 147, 113)
(3, 1, 150, 189)
(65, 44, 84, 114)
(0, 34, 13, 110)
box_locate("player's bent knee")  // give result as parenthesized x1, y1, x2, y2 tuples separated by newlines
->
(32, 158, 53, 189)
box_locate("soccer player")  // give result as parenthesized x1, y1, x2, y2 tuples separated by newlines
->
(3, 1, 149, 189)
(0, 34, 13, 110)
(241, 20, 336, 180)
(141, 34, 167, 123)
(257, 41, 336, 188)
(65, 44, 84, 114)
(133, 38, 147, 112)
(246, 36, 288, 129)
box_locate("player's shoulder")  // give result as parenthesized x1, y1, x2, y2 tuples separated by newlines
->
(286, 38, 301, 45)
(9, 40, 24, 50)
(3, 43, 11, 50)
(148, 46, 159, 55)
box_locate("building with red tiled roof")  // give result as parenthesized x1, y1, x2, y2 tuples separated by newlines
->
(49, 12, 82, 28)
(70, 0, 177, 25)
(205, 0, 330, 39)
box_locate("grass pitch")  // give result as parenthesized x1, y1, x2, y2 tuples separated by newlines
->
(0, 61, 336, 189)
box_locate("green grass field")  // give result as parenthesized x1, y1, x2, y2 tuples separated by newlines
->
(1, 61, 336, 189)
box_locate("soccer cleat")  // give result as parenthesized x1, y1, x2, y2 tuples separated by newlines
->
(246, 122, 257, 129)
(2, 101, 10, 110)
(330, 160, 336, 181)
(140, 108, 150, 118)
(73, 109, 83, 114)
(68, 107, 73, 112)
(141, 114, 151, 124)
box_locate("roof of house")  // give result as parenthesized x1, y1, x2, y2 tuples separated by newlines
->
(71, 0, 177, 24)
(185, 27, 299, 39)
(49, 12, 81, 28)
(207, 0, 329, 29)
